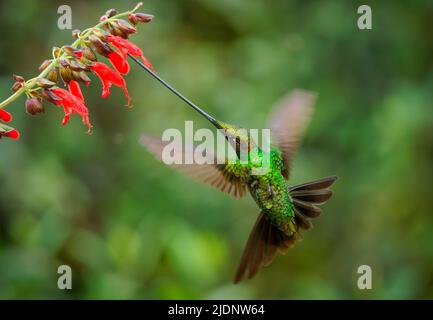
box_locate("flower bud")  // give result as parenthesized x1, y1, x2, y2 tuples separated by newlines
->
(62, 45, 76, 56)
(52, 46, 61, 58)
(113, 19, 136, 38)
(134, 13, 154, 23)
(83, 48, 97, 61)
(60, 66, 73, 83)
(128, 12, 138, 25)
(109, 24, 127, 38)
(59, 57, 70, 67)
(47, 69, 58, 83)
(72, 29, 81, 38)
(38, 59, 52, 71)
(25, 97, 45, 115)
(106, 9, 117, 18)
(117, 19, 136, 33)
(36, 78, 56, 88)
(92, 28, 110, 41)
(89, 35, 113, 56)
(41, 89, 61, 104)
(69, 59, 89, 71)
(11, 81, 23, 92)
(72, 71, 91, 84)
(13, 75, 25, 83)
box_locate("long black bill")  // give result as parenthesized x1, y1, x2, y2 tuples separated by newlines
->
(128, 54, 222, 129)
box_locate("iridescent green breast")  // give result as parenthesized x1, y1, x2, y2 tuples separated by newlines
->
(223, 146, 295, 234)
(248, 149, 294, 231)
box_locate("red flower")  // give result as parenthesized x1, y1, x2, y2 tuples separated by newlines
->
(0, 109, 18, 140)
(108, 51, 130, 75)
(107, 35, 154, 71)
(68, 80, 85, 103)
(51, 80, 92, 131)
(74, 51, 83, 59)
(90, 62, 131, 106)
(0, 109, 12, 122)
(5, 129, 19, 139)
(0, 129, 19, 140)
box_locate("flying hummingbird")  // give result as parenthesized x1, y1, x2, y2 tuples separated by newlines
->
(129, 55, 338, 283)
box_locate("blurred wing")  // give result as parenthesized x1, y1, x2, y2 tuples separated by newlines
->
(267, 90, 317, 179)
(139, 134, 248, 198)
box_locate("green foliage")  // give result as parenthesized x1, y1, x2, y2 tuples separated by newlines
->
(1, 0, 433, 299)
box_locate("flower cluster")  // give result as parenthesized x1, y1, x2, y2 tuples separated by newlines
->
(0, 3, 154, 139)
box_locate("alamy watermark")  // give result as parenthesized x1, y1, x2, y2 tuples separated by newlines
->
(357, 264, 372, 290)
(57, 5, 72, 30)
(357, 5, 372, 30)
(57, 264, 72, 290)
(158, 121, 271, 175)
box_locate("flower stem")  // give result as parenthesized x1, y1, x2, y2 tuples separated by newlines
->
(0, 87, 25, 109)
(0, 2, 143, 111)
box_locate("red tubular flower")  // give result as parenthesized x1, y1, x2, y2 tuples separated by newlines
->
(108, 51, 130, 75)
(74, 51, 83, 59)
(51, 80, 92, 131)
(68, 80, 85, 103)
(0, 5, 156, 140)
(0, 129, 19, 140)
(6, 129, 19, 139)
(90, 62, 131, 106)
(107, 35, 154, 71)
(0, 109, 12, 122)
(0, 109, 18, 140)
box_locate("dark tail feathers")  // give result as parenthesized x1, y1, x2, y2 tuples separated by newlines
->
(289, 176, 337, 230)
(234, 213, 299, 284)
(233, 176, 337, 283)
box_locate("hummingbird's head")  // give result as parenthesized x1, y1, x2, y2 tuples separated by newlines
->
(215, 121, 255, 154)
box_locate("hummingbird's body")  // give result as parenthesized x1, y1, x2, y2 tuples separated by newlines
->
(139, 89, 337, 283)
(226, 147, 296, 235)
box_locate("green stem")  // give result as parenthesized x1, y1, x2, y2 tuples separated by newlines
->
(0, 87, 25, 109)
(0, 2, 143, 110)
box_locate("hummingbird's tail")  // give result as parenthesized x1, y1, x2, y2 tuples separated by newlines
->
(233, 176, 337, 283)
(289, 176, 338, 230)
(233, 213, 300, 284)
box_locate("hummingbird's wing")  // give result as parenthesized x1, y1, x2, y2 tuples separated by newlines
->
(139, 134, 248, 198)
(267, 90, 317, 179)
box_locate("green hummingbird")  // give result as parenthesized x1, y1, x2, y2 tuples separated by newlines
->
(129, 55, 337, 283)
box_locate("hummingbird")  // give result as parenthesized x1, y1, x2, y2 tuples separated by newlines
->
(129, 55, 338, 283)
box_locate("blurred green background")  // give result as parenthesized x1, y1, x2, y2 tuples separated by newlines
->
(1, 0, 433, 299)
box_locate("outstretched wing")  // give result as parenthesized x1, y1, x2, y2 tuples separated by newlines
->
(267, 90, 317, 179)
(139, 134, 248, 198)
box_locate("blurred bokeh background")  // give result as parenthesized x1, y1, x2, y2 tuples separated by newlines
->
(1, 0, 433, 299)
